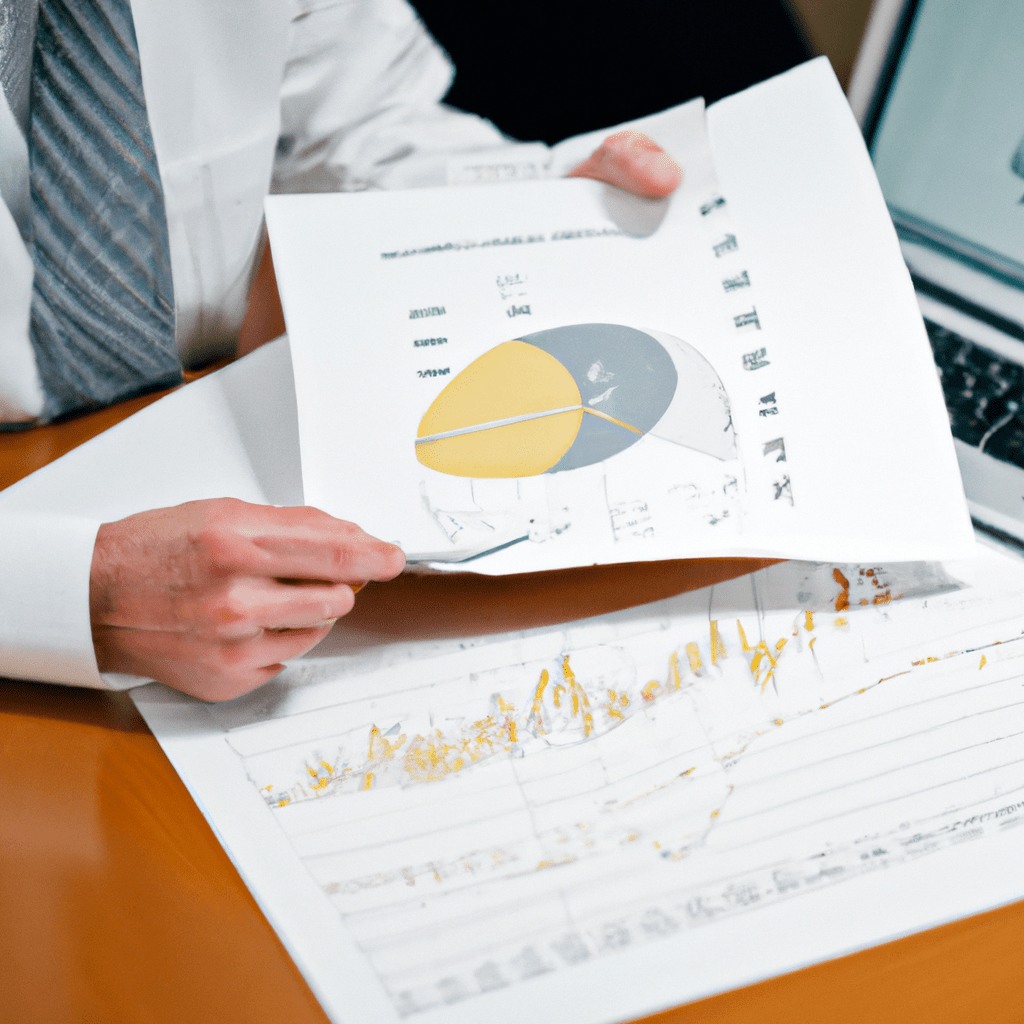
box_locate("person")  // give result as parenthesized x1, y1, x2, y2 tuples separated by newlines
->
(0, 0, 683, 701)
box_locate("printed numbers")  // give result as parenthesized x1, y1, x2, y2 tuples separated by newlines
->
(702, 205, 793, 507)
(418, 367, 450, 378)
(764, 440, 793, 504)
(496, 272, 527, 298)
(609, 499, 653, 542)
(498, 272, 531, 313)
(409, 305, 446, 319)
(722, 270, 750, 293)
(773, 475, 794, 504)
(413, 337, 447, 347)
(713, 234, 738, 258)
(733, 307, 761, 331)
(742, 348, 770, 371)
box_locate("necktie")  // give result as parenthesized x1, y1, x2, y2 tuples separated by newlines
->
(27, 0, 179, 422)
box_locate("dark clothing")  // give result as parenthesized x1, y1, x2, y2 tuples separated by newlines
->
(414, 0, 811, 145)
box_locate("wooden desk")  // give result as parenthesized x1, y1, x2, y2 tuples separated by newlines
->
(3, 252, 1024, 1021)
(4, 397, 1024, 1024)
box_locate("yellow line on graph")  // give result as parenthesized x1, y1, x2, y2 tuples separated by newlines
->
(581, 407, 643, 435)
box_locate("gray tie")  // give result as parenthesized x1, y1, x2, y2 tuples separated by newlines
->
(27, 0, 179, 422)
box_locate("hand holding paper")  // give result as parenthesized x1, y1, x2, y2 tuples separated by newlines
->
(86, 132, 685, 700)
(567, 130, 683, 199)
(89, 498, 404, 700)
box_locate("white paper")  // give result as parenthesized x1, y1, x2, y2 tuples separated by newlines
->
(267, 59, 973, 573)
(0, 338, 302, 521)
(133, 543, 1024, 1024)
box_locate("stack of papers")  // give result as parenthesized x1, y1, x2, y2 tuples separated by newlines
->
(127, 59, 1018, 1024)
(7, 57, 1015, 1024)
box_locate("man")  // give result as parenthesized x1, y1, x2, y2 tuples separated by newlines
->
(0, 0, 681, 700)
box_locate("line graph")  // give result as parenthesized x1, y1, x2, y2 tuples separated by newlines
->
(134, 550, 1024, 1022)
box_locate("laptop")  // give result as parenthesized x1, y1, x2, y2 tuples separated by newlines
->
(849, 0, 1024, 550)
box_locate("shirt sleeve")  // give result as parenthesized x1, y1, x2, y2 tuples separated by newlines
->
(0, 512, 111, 688)
(272, 0, 548, 194)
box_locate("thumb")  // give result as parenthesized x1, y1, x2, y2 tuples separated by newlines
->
(567, 131, 682, 200)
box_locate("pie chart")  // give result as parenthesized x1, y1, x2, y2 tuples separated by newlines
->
(415, 323, 734, 479)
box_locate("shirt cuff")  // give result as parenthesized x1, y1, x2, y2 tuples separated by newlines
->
(0, 513, 108, 688)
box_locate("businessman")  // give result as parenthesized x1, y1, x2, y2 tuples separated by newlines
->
(0, 0, 682, 700)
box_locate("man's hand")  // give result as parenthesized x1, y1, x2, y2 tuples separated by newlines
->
(90, 498, 405, 701)
(568, 130, 682, 199)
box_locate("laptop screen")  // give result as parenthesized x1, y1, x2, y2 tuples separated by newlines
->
(869, 0, 1024, 289)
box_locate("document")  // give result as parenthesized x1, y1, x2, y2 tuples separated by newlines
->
(132, 542, 1024, 1024)
(267, 59, 974, 572)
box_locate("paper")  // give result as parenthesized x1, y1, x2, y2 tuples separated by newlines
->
(0, 338, 302, 521)
(132, 541, 1024, 1024)
(267, 59, 973, 573)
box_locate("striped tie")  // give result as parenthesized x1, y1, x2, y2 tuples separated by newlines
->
(27, 0, 179, 422)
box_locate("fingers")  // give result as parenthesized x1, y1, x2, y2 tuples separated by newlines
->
(256, 530, 404, 585)
(191, 501, 406, 584)
(229, 579, 355, 636)
(90, 498, 408, 702)
(567, 131, 682, 200)
(94, 621, 337, 702)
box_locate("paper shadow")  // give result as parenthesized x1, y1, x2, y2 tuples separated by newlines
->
(601, 183, 671, 237)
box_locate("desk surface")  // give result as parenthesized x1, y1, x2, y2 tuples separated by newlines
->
(3, 377, 1024, 1024)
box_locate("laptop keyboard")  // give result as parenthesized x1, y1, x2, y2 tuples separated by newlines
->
(926, 318, 1024, 469)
